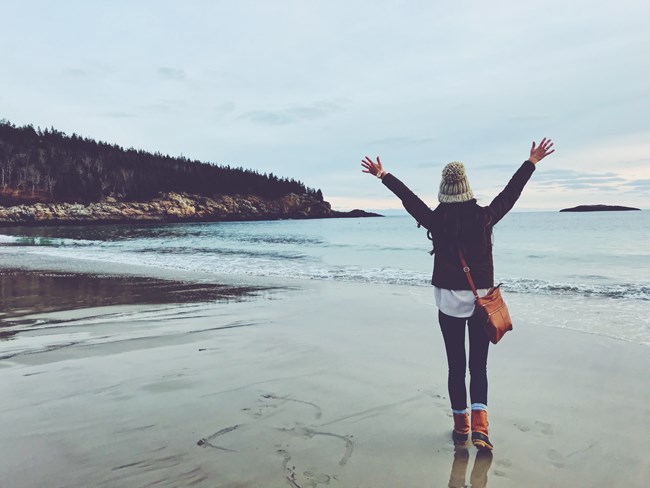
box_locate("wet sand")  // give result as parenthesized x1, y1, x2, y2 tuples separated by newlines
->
(0, 269, 270, 338)
(1, 263, 649, 487)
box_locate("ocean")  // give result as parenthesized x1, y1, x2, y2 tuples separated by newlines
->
(1, 211, 649, 344)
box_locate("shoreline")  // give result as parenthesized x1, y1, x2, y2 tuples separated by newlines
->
(1, 259, 649, 486)
(0, 268, 276, 341)
(0, 192, 381, 227)
(2, 248, 649, 347)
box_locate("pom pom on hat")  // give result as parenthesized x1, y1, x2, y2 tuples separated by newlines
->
(438, 162, 474, 203)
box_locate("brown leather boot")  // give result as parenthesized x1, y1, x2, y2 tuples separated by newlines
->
(471, 409, 493, 451)
(452, 412, 470, 443)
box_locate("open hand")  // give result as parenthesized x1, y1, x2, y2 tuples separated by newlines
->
(529, 138, 555, 164)
(361, 156, 386, 178)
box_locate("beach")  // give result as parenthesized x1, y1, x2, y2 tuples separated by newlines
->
(1, 255, 649, 487)
(4, 0, 650, 485)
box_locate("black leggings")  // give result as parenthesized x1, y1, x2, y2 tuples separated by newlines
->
(438, 310, 490, 411)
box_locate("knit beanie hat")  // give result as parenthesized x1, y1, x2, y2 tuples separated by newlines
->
(438, 162, 474, 203)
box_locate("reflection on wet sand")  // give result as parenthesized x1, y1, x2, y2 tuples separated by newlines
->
(0, 269, 272, 339)
(448, 445, 493, 488)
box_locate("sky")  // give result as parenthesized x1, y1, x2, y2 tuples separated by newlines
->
(1, 0, 649, 211)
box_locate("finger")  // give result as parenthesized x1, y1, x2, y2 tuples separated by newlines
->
(545, 149, 555, 155)
(540, 137, 547, 146)
(362, 169, 371, 173)
(531, 141, 536, 152)
(377, 156, 382, 165)
(363, 156, 374, 164)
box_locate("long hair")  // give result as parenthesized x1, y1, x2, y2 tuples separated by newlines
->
(428, 200, 492, 256)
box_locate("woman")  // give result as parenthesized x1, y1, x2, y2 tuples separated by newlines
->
(361, 138, 554, 450)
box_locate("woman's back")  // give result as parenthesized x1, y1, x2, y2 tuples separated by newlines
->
(430, 200, 492, 256)
(380, 160, 539, 289)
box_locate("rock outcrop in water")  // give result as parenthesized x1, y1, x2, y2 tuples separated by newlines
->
(560, 204, 641, 212)
(0, 192, 381, 226)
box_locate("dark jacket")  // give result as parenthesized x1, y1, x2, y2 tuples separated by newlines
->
(382, 161, 536, 289)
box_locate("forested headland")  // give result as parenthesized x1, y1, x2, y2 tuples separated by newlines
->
(0, 120, 322, 205)
(0, 120, 379, 225)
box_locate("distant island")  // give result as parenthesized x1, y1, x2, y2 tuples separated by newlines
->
(560, 204, 641, 212)
(0, 120, 380, 225)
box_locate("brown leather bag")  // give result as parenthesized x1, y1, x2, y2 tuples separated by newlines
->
(459, 251, 513, 344)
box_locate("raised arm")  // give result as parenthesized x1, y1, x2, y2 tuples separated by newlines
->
(528, 137, 555, 165)
(361, 156, 434, 229)
(488, 138, 554, 225)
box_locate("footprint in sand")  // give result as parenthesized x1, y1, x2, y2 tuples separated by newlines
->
(535, 421, 554, 436)
(496, 458, 513, 468)
(422, 390, 449, 410)
(493, 457, 512, 478)
(547, 449, 566, 468)
(303, 470, 332, 487)
(514, 420, 553, 436)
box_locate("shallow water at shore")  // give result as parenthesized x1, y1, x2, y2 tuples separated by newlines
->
(2, 211, 649, 344)
(0, 268, 274, 340)
(2, 211, 648, 297)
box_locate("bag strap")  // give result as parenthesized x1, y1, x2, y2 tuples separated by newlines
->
(458, 250, 480, 300)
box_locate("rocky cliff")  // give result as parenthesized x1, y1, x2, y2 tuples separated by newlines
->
(0, 192, 380, 226)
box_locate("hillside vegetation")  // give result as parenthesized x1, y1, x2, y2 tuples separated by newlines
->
(0, 120, 322, 206)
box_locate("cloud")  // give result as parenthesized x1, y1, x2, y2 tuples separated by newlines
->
(559, 134, 650, 174)
(325, 195, 404, 211)
(217, 102, 235, 113)
(63, 68, 87, 77)
(473, 164, 518, 171)
(625, 178, 650, 193)
(101, 111, 135, 118)
(369, 136, 436, 147)
(240, 100, 344, 125)
(618, 157, 650, 166)
(138, 99, 189, 114)
(240, 111, 294, 125)
(534, 169, 619, 181)
(416, 161, 441, 168)
(506, 114, 550, 123)
(139, 103, 172, 113)
(157, 67, 186, 81)
(528, 168, 647, 194)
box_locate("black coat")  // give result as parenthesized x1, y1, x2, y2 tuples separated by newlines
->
(382, 161, 536, 289)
